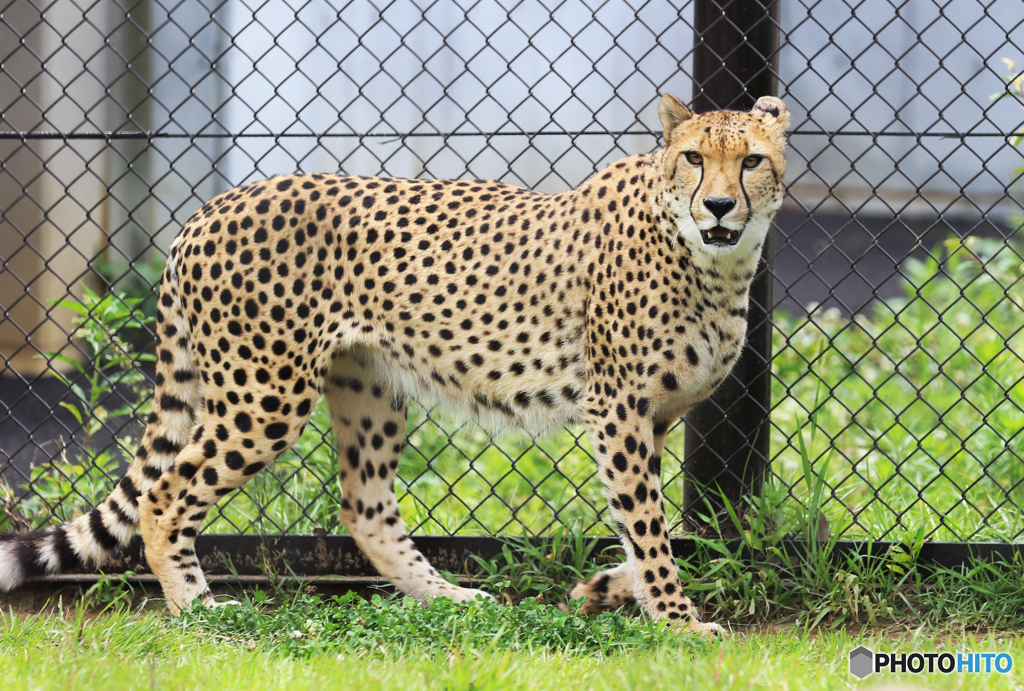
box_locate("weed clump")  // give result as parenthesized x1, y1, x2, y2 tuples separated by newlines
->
(176, 591, 708, 659)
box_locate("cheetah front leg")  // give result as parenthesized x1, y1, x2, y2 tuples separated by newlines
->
(325, 352, 491, 603)
(583, 406, 720, 636)
(570, 414, 671, 615)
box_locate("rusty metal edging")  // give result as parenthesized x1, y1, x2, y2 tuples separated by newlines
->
(19, 535, 1022, 588)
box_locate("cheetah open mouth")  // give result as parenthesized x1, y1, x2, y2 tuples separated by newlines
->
(701, 225, 742, 246)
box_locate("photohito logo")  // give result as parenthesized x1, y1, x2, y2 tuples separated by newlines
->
(849, 646, 1013, 679)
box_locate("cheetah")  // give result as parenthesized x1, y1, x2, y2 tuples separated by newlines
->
(0, 94, 788, 636)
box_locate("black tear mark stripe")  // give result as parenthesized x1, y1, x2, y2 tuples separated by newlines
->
(738, 167, 752, 224)
(688, 162, 704, 222)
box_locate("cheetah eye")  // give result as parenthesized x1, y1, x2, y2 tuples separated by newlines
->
(743, 155, 764, 169)
(684, 152, 703, 166)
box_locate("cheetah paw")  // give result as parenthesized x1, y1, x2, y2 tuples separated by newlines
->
(416, 585, 494, 604)
(447, 587, 494, 604)
(685, 619, 726, 638)
(201, 594, 241, 609)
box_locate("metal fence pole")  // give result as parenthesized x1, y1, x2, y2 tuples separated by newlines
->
(682, 0, 781, 530)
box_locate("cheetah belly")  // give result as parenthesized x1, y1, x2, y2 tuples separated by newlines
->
(355, 342, 587, 435)
(344, 279, 590, 437)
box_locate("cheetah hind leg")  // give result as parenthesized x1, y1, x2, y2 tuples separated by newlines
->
(325, 351, 492, 604)
(140, 396, 314, 614)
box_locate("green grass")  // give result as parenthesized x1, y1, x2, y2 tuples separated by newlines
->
(455, 521, 1024, 630)
(176, 592, 688, 658)
(7, 491, 1024, 690)
(2, 597, 1023, 691)
(770, 235, 1024, 543)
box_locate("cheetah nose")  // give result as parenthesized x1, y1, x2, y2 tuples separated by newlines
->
(703, 197, 735, 220)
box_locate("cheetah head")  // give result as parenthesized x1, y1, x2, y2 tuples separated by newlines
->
(657, 93, 789, 260)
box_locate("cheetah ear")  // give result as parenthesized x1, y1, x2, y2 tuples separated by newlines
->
(658, 94, 693, 146)
(751, 96, 790, 131)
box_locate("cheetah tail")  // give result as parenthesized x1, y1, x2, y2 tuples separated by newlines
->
(0, 260, 202, 591)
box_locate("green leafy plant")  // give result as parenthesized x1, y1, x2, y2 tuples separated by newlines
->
(94, 252, 166, 352)
(769, 228, 1024, 542)
(469, 521, 608, 602)
(2, 288, 155, 529)
(84, 570, 139, 611)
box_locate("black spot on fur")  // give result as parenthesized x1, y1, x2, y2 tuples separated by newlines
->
(612, 452, 628, 472)
(265, 422, 289, 439)
(203, 467, 219, 486)
(685, 344, 699, 366)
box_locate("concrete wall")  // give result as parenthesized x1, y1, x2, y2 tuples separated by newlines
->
(0, 0, 109, 376)
(780, 0, 1024, 218)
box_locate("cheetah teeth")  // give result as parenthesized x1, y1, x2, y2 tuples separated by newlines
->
(701, 228, 741, 246)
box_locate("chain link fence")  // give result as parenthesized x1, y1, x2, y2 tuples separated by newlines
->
(1, 0, 1023, 548)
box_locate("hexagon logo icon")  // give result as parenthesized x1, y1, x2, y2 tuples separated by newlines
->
(849, 646, 874, 679)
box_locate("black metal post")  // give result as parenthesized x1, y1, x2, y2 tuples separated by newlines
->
(682, 0, 781, 530)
